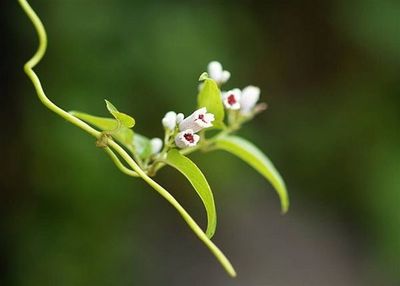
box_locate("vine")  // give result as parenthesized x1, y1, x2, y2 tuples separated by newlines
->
(18, 0, 289, 277)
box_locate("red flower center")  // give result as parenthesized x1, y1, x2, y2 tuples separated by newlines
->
(227, 94, 237, 105)
(184, 133, 194, 143)
(198, 114, 207, 123)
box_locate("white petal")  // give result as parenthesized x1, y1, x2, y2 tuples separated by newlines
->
(195, 119, 212, 130)
(196, 107, 207, 115)
(150, 138, 163, 154)
(162, 118, 175, 130)
(176, 113, 184, 123)
(240, 86, 260, 114)
(165, 111, 177, 119)
(192, 134, 200, 146)
(175, 129, 200, 148)
(204, 113, 215, 123)
(191, 122, 204, 133)
(180, 108, 203, 131)
(179, 107, 214, 133)
(162, 111, 177, 130)
(242, 86, 260, 99)
(231, 88, 242, 97)
(208, 61, 223, 82)
(179, 114, 196, 132)
(223, 88, 242, 110)
(221, 70, 231, 83)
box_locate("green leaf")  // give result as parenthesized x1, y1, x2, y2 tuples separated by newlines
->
(197, 76, 225, 129)
(70, 111, 151, 159)
(215, 135, 289, 213)
(69, 111, 151, 159)
(70, 111, 134, 151)
(69, 111, 118, 130)
(165, 149, 217, 238)
(105, 99, 135, 128)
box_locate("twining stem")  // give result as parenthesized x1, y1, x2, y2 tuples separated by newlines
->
(18, 0, 101, 139)
(18, 0, 236, 277)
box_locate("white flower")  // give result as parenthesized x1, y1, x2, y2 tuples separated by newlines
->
(240, 85, 260, 115)
(150, 138, 163, 154)
(162, 111, 177, 130)
(175, 129, 200, 149)
(222, 88, 241, 110)
(207, 61, 231, 85)
(179, 107, 215, 133)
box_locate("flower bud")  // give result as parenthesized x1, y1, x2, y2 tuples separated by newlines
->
(162, 111, 177, 130)
(150, 138, 163, 154)
(176, 113, 184, 124)
(240, 85, 260, 115)
(207, 61, 230, 85)
(221, 70, 231, 83)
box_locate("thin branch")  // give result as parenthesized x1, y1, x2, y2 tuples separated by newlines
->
(104, 147, 139, 177)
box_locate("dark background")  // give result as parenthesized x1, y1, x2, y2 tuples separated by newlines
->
(1, 0, 400, 285)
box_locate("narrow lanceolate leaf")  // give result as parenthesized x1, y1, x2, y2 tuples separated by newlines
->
(198, 76, 225, 129)
(105, 99, 135, 128)
(215, 135, 289, 213)
(165, 149, 217, 238)
(70, 111, 153, 159)
(69, 111, 118, 130)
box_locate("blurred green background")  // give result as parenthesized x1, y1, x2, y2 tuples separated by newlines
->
(2, 0, 400, 285)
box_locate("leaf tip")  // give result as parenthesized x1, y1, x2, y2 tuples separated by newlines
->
(281, 204, 289, 214)
(227, 265, 237, 278)
(198, 72, 209, 82)
(206, 228, 216, 239)
(280, 194, 289, 214)
(104, 99, 116, 112)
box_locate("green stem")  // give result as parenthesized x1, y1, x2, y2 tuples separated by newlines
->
(104, 147, 139, 177)
(18, 0, 101, 139)
(108, 141, 237, 277)
(18, 0, 236, 277)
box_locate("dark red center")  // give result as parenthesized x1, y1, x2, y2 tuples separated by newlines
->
(184, 133, 194, 143)
(227, 94, 237, 105)
(198, 114, 207, 123)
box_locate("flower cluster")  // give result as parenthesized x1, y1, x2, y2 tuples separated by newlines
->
(157, 61, 263, 151)
(223, 86, 261, 114)
(161, 108, 215, 149)
(209, 61, 262, 115)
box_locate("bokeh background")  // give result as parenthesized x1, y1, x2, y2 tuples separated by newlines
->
(2, 0, 400, 285)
